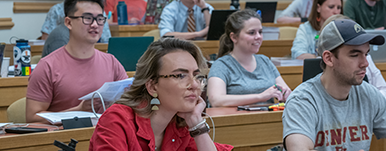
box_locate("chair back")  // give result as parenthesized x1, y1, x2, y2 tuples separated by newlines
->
(7, 97, 26, 123)
(107, 37, 154, 71)
(279, 26, 298, 40)
(143, 29, 160, 41)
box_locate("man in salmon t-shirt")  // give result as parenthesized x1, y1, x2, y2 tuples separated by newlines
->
(26, 0, 128, 124)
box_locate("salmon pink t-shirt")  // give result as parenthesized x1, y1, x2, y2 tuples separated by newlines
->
(26, 46, 128, 111)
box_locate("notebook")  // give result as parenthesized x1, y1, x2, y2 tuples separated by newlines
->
(365, 30, 386, 63)
(107, 37, 154, 71)
(245, 2, 277, 23)
(206, 10, 236, 40)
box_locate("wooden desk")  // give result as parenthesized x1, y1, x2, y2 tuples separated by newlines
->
(4, 40, 293, 65)
(193, 40, 293, 58)
(109, 24, 158, 37)
(0, 109, 282, 151)
(4, 43, 108, 65)
(0, 108, 384, 151)
(3, 62, 386, 122)
(0, 77, 28, 123)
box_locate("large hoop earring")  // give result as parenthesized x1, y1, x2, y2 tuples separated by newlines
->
(316, 16, 321, 22)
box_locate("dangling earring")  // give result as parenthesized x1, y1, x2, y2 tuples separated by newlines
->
(150, 93, 160, 110)
(316, 16, 321, 22)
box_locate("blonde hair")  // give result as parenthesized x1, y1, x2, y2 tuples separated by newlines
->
(115, 38, 207, 127)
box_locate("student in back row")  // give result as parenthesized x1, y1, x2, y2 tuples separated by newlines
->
(158, 0, 213, 40)
(41, 1, 111, 42)
(26, 0, 128, 124)
(207, 9, 292, 107)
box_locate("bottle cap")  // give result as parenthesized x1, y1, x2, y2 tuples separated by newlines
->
(16, 39, 28, 43)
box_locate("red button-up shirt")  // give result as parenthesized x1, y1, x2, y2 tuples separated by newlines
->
(89, 104, 233, 151)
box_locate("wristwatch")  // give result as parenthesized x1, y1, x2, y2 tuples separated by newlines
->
(190, 122, 210, 137)
(201, 7, 210, 13)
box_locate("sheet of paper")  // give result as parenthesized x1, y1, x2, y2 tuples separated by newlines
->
(79, 78, 134, 102)
(37, 111, 102, 124)
(0, 123, 12, 128)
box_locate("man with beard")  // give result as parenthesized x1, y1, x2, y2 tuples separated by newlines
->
(344, 0, 386, 29)
(282, 19, 386, 151)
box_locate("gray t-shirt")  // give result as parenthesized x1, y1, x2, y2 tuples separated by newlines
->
(283, 73, 386, 151)
(208, 54, 280, 103)
(42, 23, 69, 58)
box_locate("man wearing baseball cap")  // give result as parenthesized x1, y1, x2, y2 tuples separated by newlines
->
(282, 19, 386, 151)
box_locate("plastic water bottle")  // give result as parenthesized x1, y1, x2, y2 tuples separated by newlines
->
(256, 10, 262, 19)
(314, 35, 319, 56)
(117, 1, 128, 25)
(230, 0, 240, 10)
(13, 39, 31, 76)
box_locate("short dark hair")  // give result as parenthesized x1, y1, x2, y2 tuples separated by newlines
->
(64, 0, 104, 17)
(320, 44, 342, 69)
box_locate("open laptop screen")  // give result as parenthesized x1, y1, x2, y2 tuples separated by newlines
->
(206, 10, 236, 40)
(245, 2, 277, 23)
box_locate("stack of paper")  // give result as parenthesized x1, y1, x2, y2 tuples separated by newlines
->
(37, 111, 101, 125)
(79, 78, 134, 102)
(271, 57, 303, 66)
(262, 26, 280, 40)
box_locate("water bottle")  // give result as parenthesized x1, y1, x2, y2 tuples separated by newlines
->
(13, 39, 31, 76)
(230, 0, 240, 10)
(117, 1, 128, 25)
(256, 10, 262, 19)
(314, 35, 319, 56)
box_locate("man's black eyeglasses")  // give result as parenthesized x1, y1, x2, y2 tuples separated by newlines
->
(68, 14, 106, 26)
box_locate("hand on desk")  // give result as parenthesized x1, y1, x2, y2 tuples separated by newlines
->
(260, 85, 284, 101)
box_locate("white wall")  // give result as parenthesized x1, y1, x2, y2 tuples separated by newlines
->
(0, 1, 56, 43)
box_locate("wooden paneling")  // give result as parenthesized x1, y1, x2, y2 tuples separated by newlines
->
(13, 2, 57, 13)
(0, 127, 94, 150)
(109, 25, 159, 37)
(0, 18, 14, 30)
(0, 77, 29, 122)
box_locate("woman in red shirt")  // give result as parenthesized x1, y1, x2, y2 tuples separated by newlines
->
(89, 38, 233, 151)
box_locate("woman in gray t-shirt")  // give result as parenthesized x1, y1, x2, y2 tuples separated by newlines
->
(207, 9, 292, 107)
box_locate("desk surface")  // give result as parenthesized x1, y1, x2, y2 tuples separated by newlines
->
(2, 63, 386, 123)
(0, 108, 282, 151)
(4, 40, 293, 65)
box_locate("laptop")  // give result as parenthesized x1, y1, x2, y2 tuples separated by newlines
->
(107, 37, 154, 71)
(0, 43, 5, 76)
(245, 2, 277, 23)
(365, 30, 386, 63)
(206, 10, 236, 40)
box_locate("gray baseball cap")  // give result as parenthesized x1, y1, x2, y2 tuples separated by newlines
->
(317, 19, 385, 56)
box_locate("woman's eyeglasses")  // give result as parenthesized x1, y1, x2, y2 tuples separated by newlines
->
(158, 73, 207, 89)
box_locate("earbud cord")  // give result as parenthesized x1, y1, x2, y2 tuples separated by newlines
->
(202, 112, 215, 141)
(91, 92, 106, 119)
